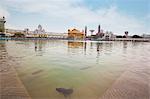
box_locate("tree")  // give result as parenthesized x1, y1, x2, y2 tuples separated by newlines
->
(132, 35, 142, 38)
(116, 35, 123, 38)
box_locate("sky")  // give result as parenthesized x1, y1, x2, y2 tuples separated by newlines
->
(0, 0, 150, 35)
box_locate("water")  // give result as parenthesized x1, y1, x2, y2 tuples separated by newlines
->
(0, 40, 150, 99)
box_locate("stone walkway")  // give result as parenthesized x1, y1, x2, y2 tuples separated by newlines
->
(100, 63, 150, 99)
(0, 44, 31, 99)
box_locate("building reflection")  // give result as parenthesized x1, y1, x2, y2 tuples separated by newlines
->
(123, 41, 128, 49)
(34, 40, 47, 56)
(84, 42, 87, 54)
(123, 41, 128, 54)
(90, 42, 93, 49)
(96, 43, 101, 52)
(104, 42, 113, 51)
(131, 41, 142, 47)
(90, 42, 104, 53)
(67, 41, 88, 54)
(96, 42, 103, 64)
(34, 41, 38, 51)
(0, 41, 8, 63)
(68, 41, 84, 48)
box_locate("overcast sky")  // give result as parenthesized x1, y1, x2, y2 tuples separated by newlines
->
(0, 0, 150, 35)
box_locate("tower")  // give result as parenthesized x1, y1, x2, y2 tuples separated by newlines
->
(125, 31, 129, 38)
(89, 30, 95, 36)
(98, 25, 101, 34)
(0, 16, 6, 33)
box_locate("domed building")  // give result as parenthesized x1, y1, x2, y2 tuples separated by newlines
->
(33, 25, 48, 38)
(68, 28, 85, 40)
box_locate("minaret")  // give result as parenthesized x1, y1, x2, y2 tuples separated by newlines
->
(85, 26, 87, 37)
(98, 25, 101, 34)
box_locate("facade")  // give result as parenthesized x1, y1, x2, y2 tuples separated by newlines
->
(68, 28, 85, 40)
(47, 32, 68, 39)
(96, 31, 114, 40)
(34, 25, 45, 34)
(142, 34, 150, 38)
(24, 28, 30, 34)
(5, 29, 27, 37)
(103, 31, 114, 40)
(0, 16, 6, 33)
(6, 29, 25, 34)
(33, 25, 48, 38)
(94, 25, 115, 40)
(6, 27, 67, 39)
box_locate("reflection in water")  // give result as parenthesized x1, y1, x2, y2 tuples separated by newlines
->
(123, 41, 128, 54)
(0, 41, 7, 61)
(34, 40, 47, 51)
(90, 42, 93, 49)
(34, 40, 48, 56)
(68, 41, 84, 48)
(131, 41, 144, 48)
(2, 40, 150, 99)
(97, 43, 100, 52)
(96, 43, 103, 64)
(84, 42, 87, 55)
(123, 41, 128, 49)
(35, 41, 37, 51)
(104, 42, 113, 52)
(68, 41, 88, 56)
(96, 43, 103, 52)
(0, 41, 9, 73)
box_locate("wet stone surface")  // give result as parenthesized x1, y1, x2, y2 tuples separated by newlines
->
(0, 44, 31, 99)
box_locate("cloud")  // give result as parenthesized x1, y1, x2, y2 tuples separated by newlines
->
(145, 14, 150, 33)
(1, 0, 149, 35)
(0, 6, 10, 18)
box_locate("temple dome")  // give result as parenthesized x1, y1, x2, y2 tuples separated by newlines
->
(38, 24, 42, 30)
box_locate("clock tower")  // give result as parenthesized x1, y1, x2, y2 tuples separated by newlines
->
(0, 16, 6, 33)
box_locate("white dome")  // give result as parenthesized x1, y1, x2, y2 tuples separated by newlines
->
(38, 24, 42, 30)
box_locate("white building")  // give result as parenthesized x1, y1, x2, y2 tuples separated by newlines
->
(25, 25, 48, 38)
(142, 34, 150, 38)
(97, 31, 115, 40)
(47, 32, 68, 39)
(6, 24, 68, 38)
(34, 25, 45, 34)
(103, 31, 113, 40)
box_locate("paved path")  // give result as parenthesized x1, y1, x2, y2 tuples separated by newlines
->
(0, 44, 31, 99)
(100, 63, 150, 99)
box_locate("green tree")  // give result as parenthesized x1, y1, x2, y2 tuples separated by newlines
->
(13, 32, 25, 37)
